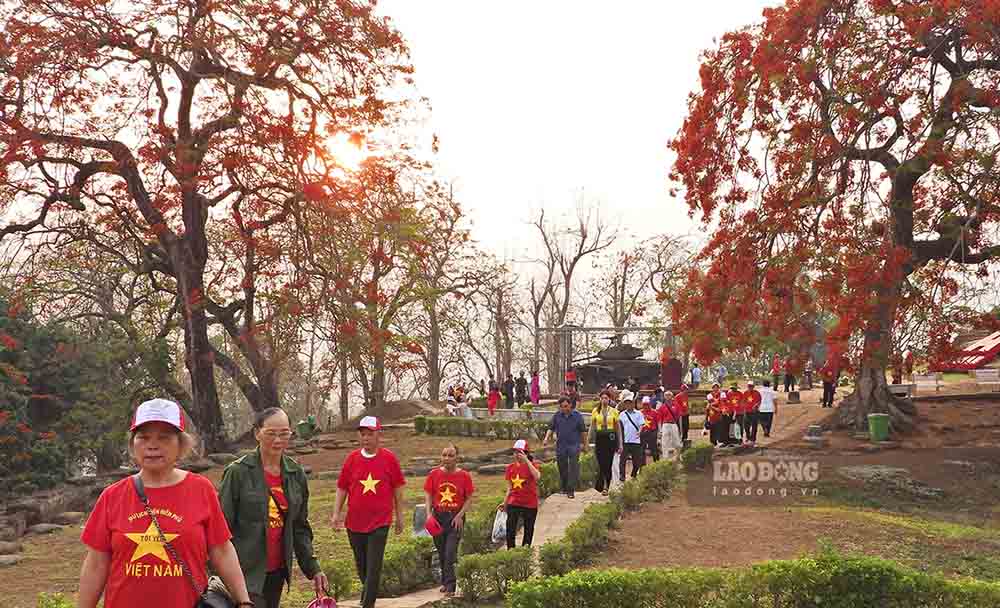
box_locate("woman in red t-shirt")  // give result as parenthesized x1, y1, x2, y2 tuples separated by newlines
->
(500, 439, 540, 548)
(78, 399, 252, 608)
(423, 445, 474, 596)
(487, 378, 501, 416)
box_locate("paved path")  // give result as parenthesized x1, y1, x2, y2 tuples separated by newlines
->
(530, 488, 606, 548)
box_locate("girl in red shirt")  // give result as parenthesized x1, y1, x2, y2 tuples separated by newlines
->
(500, 439, 540, 548)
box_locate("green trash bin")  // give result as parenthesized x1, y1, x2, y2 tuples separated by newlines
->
(296, 420, 313, 440)
(867, 413, 890, 442)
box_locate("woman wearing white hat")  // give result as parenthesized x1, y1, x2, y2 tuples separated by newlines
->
(499, 439, 540, 548)
(78, 399, 253, 608)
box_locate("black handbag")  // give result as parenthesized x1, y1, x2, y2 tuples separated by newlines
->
(131, 476, 237, 608)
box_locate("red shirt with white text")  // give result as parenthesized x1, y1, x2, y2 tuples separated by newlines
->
(80, 473, 231, 608)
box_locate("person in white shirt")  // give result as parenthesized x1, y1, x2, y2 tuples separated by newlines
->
(617, 391, 645, 479)
(756, 380, 777, 438)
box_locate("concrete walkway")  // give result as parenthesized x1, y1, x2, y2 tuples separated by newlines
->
(339, 488, 609, 608)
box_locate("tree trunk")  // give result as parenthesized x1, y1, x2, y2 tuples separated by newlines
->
(427, 303, 441, 401)
(371, 348, 386, 411)
(181, 299, 226, 451)
(836, 279, 917, 433)
(339, 356, 350, 424)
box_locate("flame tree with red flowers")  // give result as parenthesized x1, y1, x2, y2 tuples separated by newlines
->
(669, 0, 1000, 431)
(0, 0, 411, 449)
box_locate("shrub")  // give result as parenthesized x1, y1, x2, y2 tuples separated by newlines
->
(456, 546, 532, 601)
(680, 442, 714, 472)
(458, 492, 506, 555)
(511, 551, 1000, 608)
(637, 459, 678, 502)
(36, 594, 74, 608)
(321, 536, 435, 599)
(379, 535, 436, 596)
(538, 540, 573, 576)
(321, 557, 359, 600)
(610, 475, 645, 511)
(414, 416, 549, 440)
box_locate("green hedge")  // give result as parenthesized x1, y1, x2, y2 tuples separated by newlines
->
(458, 492, 507, 555)
(414, 416, 548, 440)
(680, 442, 714, 472)
(456, 546, 533, 601)
(322, 535, 436, 599)
(513, 551, 1000, 608)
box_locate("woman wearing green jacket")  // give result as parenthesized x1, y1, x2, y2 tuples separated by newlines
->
(218, 408, 328, 608)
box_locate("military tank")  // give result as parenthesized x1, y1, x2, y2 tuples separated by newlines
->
(571, 342, 663, 391)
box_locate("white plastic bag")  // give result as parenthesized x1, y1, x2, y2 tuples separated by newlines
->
(731, 421, 742, 440)
(491, 509, 507, 544)
(610, 452, 622, 489)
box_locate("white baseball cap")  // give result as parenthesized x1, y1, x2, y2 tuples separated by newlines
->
(512, 439, 529, 452)
(619, 390, 635, 402)
(358, 415, 381, 431)
(641, 396, 651, 405)
(131, 398, 185, 432)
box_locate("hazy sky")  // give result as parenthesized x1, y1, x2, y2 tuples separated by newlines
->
(378, 1, 780, 261)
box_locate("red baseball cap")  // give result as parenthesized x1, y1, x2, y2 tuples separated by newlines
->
(513, 439, 529, 452)
(131, 399, 185, 432)
(358, 415, 381, 431)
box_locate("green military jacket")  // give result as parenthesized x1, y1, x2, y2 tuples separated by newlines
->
(218, 449, 320, 595)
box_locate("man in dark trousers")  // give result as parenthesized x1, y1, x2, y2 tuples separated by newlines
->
(503, 374, 515, 409)
(617, 391, 646, 479)
(542, 396, 588, 498)
(515, 371, 528, 406)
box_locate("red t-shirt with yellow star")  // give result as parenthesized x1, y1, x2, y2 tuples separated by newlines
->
(264, 471, 287, 572)
(337, 448, 406, 533)
(423, 468, 475, 513)
(505, 462, 538, 509)
(80, 473, 232, 608)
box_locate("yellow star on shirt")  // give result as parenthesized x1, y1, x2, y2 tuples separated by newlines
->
(360, 473, 381, 494)
(643, 418, 654, 430)
(438, 485, 457, 506)
(125, 522, 178, 564)
(510, 474, 525, 490)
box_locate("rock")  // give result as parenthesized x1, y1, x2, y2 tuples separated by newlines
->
(0, 555, 22, 567)
(802, 437, 829, 449)
(477, 463, 508, 475)
(51, 512, 85, 525)
(5, 500, 42, 519)
(941, 425, 955, 432)
(0, 540, 22, 555)
(805, 425, 824, 438)
(850, 433, 871, 441)
(787, 391, 801, 404)
(66, 475, 98, 486)
(404, 465, 436, 477)
(0, 513, 27, 541)
(860, 445, 883, 453)
(877, 441, 901, 449)
(290, 448, 319, 455)
(180, 459, 215, 473)
(26, 523, 63, 535)
(314, 470, 339, 481)
(207, 453, 238, 465)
